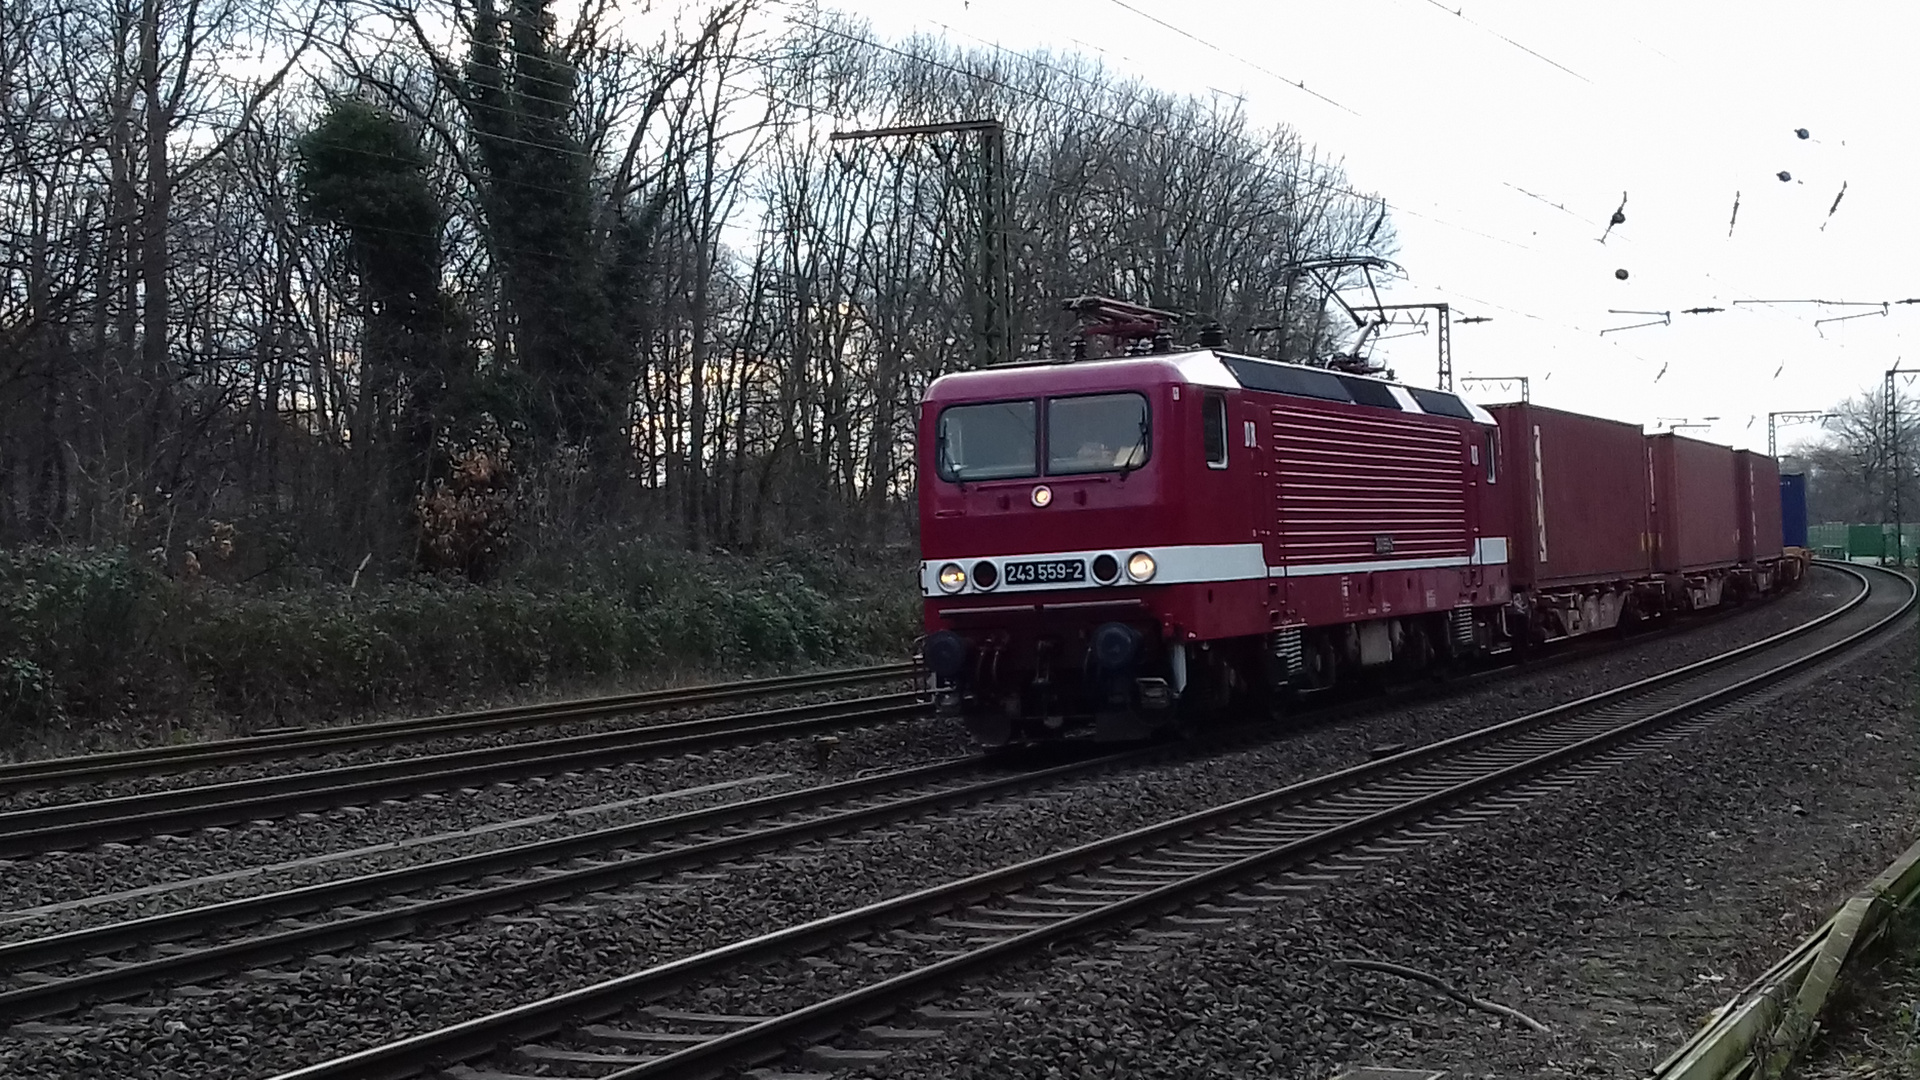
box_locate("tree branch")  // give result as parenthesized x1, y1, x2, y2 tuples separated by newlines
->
(1337, 958, 1551, 1034)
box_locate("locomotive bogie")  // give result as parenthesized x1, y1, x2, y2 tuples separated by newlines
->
(922, 616, 1190, 746)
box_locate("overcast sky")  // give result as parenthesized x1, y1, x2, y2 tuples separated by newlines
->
(818, 0, 1919, 453)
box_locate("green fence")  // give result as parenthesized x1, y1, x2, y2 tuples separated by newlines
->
(1808, 522, 1920, 564)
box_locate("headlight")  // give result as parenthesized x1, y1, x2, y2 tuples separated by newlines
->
(1126, 551, 1157, 582)
(937, 563, 967, 593)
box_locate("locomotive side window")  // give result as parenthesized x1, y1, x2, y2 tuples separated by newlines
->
(1203, 393, 1228, 468)
(1334, 375, 1402, 410)
(1221, 357, 1351, 403)
(1047, 392, 1150, 475)
(1407, 387, 1476, 419)
(936, 400, 1038, 482)
(1486, 428, 1499, 483)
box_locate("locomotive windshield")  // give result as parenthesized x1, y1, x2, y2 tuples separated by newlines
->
(1047, 392, 1150, 475)
(937, 400, 1039, 481)
(935, 393, 1150, 482)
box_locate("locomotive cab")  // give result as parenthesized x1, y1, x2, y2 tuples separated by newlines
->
(917, 353, 1271, 747)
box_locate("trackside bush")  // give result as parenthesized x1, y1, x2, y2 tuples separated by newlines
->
(0, 549, 174, 737)
(0, 545, 918, 749)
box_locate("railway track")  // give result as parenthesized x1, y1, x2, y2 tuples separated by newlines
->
(0, 692, 925, 857)
(0, 567, 1804, 860)
(0, 662, 914, 794)
(0, 651, 1649, 1018)
(0, 568, 1857, 1026)
(0, 751, 1141, 1021)
(0, 657, 913, 791)
(230, 561, 1905, 1080)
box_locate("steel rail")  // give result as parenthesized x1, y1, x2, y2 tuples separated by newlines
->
(0, 563, 1824, 857)
(0, 695, 928, 857)
(0, 754, 1138, 1021)
(263, 563, 1909, 1080)
(0, 567, 1804, 798)
(0, 569, 1850, 1019)
(0, 663, 915, 793)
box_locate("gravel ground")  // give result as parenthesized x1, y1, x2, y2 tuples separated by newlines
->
(0, 713, 975, 918)
(826, 615, 1916, 1080)
(0, 575, 1867, 1079)
(1795, 914, 1920, 1080)
(1, 573, 1846, 929)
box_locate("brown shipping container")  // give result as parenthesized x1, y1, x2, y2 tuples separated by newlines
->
(1736, 450, 1784, 562)
(1648, 432, 1741, 572)
(1490, 403, 1654, 589)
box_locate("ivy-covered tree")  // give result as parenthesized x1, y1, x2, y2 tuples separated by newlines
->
(463, 0, 618, 460)
(296, 98, 476, 556)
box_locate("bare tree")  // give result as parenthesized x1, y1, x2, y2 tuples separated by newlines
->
(2, 2, 1397, 573)
(1791, 388, 1920, 526)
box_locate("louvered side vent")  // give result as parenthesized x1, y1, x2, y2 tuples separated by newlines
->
(1269, 406, 1470, 567)
(1270, 627, 1305, 677)
(1448, 606, 1475, 650)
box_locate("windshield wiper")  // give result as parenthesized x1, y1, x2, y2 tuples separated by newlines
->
(1117, 416, 1149, 476)
(937, 432, 969, 491)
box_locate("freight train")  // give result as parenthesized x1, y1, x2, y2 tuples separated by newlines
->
(914, 311, 1808, 749)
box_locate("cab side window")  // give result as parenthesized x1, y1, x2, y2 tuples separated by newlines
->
(1485, 429, 1498, 484)
(1203, 393, 1228, 468)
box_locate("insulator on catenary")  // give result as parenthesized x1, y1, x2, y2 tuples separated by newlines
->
(1777, 171, 1792, 182)
(1795, 128, 1810, 139)
(1598, 192, 1629, 243)
(1615, 268, 1630, 280)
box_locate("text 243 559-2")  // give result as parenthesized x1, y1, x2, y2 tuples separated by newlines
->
(1004, 559, 1086, 585)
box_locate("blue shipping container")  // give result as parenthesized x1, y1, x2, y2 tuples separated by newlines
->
(1779, 473, 1809, 548)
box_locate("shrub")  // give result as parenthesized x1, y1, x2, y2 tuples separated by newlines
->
(0, 549, 174, 736)
(0, 543, 919, 749)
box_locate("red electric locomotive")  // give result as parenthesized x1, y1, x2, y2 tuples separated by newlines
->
(915, 315, 1514, 748)
(914, 304, 1802, 749)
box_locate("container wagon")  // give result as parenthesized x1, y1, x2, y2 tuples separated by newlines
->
(1487, 402, 1655, 638)
(911, 298, 1808, 748)
(1648, 432, 1741, 607)
(1735, 449, 1799, 594)
(1736, 450, 1783, 563)
(1779, 472, 1809, 549)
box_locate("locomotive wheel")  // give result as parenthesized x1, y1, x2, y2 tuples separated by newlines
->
(1299, 635, 1338, 692)
(1252, 681, 1288, 723)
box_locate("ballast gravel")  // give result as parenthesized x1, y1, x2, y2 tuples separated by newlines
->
(0, 679, 918, 812)
(0, 654, 909, 769)
(0, 574, 1871, 1079)
(826, 619, 1918, 1079)
(0, 575, 1843, 932)
(0, 712, 974, 918)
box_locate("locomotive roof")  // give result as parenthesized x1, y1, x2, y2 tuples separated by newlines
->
(924, 348, 1497, 426)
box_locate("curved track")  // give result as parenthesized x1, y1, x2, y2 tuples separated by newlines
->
(0, 568, 1803, 858)
(0, 566, 1857, 1026)
(256, 562, 1910, 1080)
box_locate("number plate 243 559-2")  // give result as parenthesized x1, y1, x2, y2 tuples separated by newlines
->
(1003, 559, 1086, 585)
